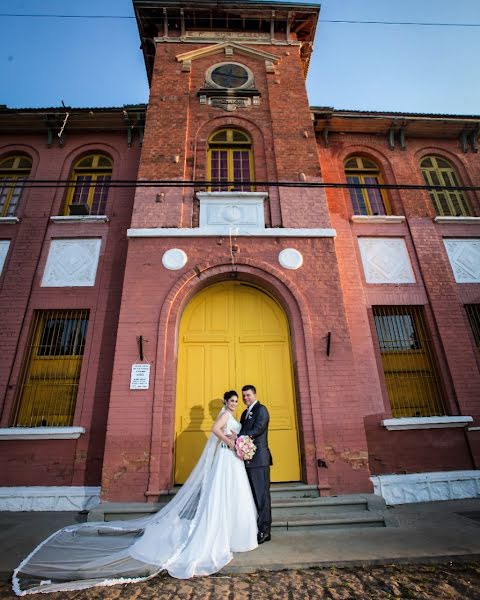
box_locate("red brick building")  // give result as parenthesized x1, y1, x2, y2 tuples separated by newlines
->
(0, 1, 479, 510)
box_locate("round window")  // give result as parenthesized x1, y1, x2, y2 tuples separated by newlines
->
(209, 63, 250, 89)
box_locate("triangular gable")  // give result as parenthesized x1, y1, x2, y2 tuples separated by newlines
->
(176, 42, 279, 72)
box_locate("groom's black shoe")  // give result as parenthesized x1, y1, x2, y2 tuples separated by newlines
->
(257, 532, 271, 544)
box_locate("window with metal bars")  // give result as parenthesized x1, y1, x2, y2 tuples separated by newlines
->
(420, 156, 472, 217)
(207, 129, 254, 192)
(344, 156, 390, 216)
(63, 154, 112, 216)
(12, 310, 89, 427)
(372, 306, 447, 418)
(465, 305, 480, 351)
(0, 154, 32, 217)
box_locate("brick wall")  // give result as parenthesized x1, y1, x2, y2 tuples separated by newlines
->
(0, 131, 140, 486)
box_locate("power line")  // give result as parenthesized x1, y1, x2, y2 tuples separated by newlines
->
(0, 13, 479, 27)
(9, 179, 480, 192)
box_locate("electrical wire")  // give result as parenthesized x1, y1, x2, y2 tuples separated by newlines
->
(0, 14, 479, 27)
(5, 180, 480, 191)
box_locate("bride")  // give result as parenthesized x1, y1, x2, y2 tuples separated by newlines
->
(13, 391, 258, 595)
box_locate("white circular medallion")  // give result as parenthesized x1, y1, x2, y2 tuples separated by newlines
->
(221, 205, 242, 223)
(278, 248, 303, 270)
(162, 248, 188, 270)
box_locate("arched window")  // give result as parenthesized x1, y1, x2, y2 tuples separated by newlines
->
(207, 129, 254, 191)
(420, 156, 472, 217)
(64, 154, 112, 216)
(344, 156, 390, 216)
(0, 154, 32, 217)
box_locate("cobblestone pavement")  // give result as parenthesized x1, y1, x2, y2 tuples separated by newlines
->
(2, 563, 480, 599)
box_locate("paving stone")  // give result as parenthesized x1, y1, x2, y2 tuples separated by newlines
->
(2, 563, 480, 599)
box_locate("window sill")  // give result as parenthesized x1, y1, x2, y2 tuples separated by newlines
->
(434, 216, 480, 225)
(50, 216, 109, 224)
(351, 215, 405, 224)
(0, 426, 85, 440)
(0, 217, 20, 225)
(382, 416, 473, 430)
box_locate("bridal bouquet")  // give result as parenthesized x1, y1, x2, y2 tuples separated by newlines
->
(235, 435, 256, 461)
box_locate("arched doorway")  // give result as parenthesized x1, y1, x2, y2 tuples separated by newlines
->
(175, 281, 301, 484)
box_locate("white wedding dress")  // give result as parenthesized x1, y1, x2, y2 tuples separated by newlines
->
(13, 411, 258, 595)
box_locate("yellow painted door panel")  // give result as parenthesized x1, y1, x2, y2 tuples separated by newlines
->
(175, 282, 300, 484)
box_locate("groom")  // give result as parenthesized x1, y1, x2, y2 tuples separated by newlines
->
(239, 384, 272, 544)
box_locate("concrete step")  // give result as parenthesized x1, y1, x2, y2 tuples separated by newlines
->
(272, 494, 383, 518)
(272, 511, 388, 531)
(162, 483, 319, 501)
(89, 493, 389, 528)
(270, 484, 319, 499)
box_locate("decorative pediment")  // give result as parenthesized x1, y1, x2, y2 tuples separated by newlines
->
(176, 42, 279, 73)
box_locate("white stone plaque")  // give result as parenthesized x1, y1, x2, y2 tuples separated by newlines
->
(443, 239, 480, 283)
(130, 364, 151, 390)
(358, 237, 415, 284)
(198, 192, 267, 231)
(0, 240, 10, 276)
(42, 238, 102, 287)
(278, 248, 303, 270)
(162, 248, 188, 270)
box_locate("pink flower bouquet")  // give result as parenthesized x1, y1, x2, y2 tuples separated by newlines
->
(235, 435, 256, 461)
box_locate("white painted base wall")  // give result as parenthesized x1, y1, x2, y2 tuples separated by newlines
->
(0, 487, 101, 511)
(371, 471, 480, 505)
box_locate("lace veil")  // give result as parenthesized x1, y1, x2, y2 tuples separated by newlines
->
(13, 412, 224, 595)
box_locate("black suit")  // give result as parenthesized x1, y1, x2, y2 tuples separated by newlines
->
(240, 401, 272, 535)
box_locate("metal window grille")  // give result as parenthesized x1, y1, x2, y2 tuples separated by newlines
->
(373, 306, 447, 418)
(465, 304, 480, 350)
(12, 310, 89, 427)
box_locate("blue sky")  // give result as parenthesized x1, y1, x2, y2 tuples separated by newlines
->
(1, 0, 479, 114)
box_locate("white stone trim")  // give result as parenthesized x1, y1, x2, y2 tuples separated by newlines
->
(278, 248, 303, 270)
(0, 427, 85, 440)
(175, 41, 280, 65)
(351, 215, 405, 224)
(371, 471, 480, 505)
(41, 238, 102, 287)
(162, 248, 188, 270)
(0, 217, 20, 224)
(382, 416, 473, 430)
(434, 216, 480, 225)
(197, 191, 267, 202)
(50, 215, 109, 224)
(443, 238, 480, 283)
(0, 240, 10, 275)
(128, 227, 336, 238)
(198, 191, 267, 231)
(0, 486, 100, 511)
(358, 237, 415, 284)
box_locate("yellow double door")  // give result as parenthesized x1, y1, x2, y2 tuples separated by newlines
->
(175, 282, 301, 484)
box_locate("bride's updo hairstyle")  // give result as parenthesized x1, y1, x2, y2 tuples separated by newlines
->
(223, 390, 238, 406)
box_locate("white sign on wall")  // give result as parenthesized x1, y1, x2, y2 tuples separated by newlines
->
(130, 364, 151, 390)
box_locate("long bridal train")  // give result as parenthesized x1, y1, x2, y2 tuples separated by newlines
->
(13, 412, 257, 595)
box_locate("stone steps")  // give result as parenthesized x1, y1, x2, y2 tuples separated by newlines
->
(88, 485, 392, 530)
(272, 512, 388, 531)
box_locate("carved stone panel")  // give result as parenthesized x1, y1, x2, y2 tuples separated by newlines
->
(0, 240, 10, 276)
(41, 238, 102, 287)
(198, 192, 267, 232)
(443, 238, 480, 283)
(358, 237, 415, 284)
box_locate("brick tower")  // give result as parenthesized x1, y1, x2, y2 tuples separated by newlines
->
(100, 1, 373, 502)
